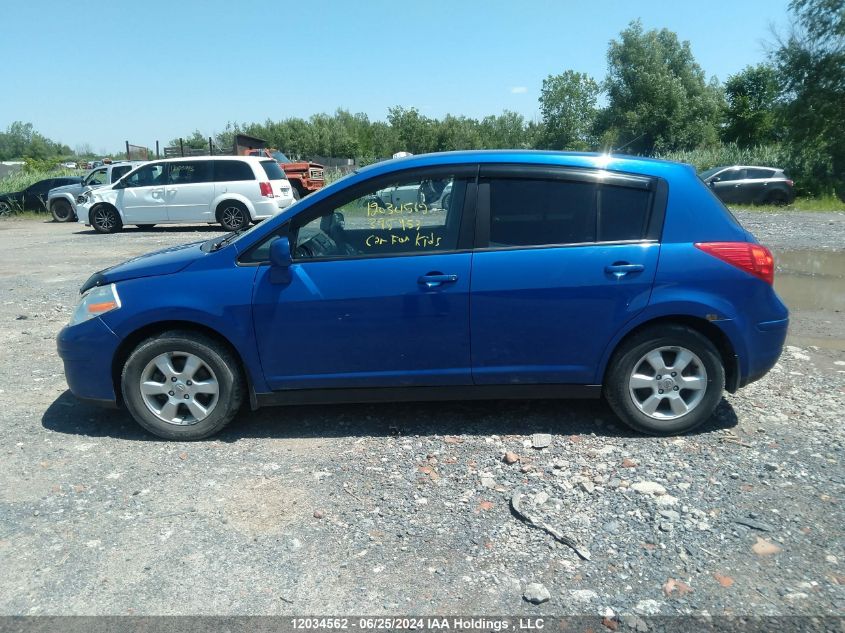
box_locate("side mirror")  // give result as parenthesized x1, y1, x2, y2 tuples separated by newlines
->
(709, 177, 720, 185)
(269, 236, 292, 284)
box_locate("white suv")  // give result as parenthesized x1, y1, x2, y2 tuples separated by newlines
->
(77, 156, 295, 233)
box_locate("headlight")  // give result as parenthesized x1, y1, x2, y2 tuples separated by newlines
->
(77, 192, 91, 204)
(69, 283, 121, 326)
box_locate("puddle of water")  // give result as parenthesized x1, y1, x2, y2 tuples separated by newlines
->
(775, 250, 845, 312)
(774, 249, 845, 351)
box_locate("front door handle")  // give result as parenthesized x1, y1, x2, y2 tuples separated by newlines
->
(605, 263, 645, 278)
(418, 273, 458, 288)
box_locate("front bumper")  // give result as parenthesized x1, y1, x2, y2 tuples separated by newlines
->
(57, 316, 121, 404)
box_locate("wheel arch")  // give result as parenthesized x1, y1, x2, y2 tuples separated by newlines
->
(601, 315, 741, 393)
(213, 195, 255, 221)
(111, 320, 256, 408)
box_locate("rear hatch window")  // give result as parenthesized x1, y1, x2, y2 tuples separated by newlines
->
(260, 160, 286, 181)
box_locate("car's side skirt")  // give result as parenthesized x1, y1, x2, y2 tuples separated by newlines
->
(254, 384, 602, 408)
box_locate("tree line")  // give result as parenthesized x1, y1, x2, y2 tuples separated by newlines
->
(3, 0, 842, 197)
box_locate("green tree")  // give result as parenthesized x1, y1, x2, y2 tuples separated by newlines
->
(722, 64, 781, 146)
(773, 0, 845, 196)
(479, 111, 530, 148)
(538, 71, 600, 150)
(600, 21, 724, 154)
(168, 129, 209, 151)
(387, 107, 437, 154)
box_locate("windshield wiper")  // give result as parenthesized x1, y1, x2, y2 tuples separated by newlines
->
(210, 227, 248, 251)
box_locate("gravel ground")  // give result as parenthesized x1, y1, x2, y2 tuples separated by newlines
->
(0, 216, 843, 619)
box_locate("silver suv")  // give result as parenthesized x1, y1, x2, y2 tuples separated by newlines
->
(47, 161, 146, 222)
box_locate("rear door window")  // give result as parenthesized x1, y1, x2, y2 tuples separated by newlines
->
(111, 165, 133, 181)
(746, 168, 775, 179)
(487, 179, 596, 246)
(598, 186, 652, 242)
(168, 161, 212, 184)
(214, 160, 254, 182)
(484, 174, 654, 247)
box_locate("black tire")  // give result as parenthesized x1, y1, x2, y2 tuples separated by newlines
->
(51, 199, 75, 222)
(291, 185, 302, 201)
(120, 330, 245, 440)
(90, 204, 123, 233)
(217, 201, 250, 231)
(0, 201, 12, 217)
(765, 189, 789, 206)
(135, 224, 155, 229)
(604, 324, 725, 436)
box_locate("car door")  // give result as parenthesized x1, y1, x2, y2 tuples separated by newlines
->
(470, 165, 663, 385)
(116, 162, 169, 223)
(24, 179, 55, 210)
(165, 160, 214, 222)
(248, 166, 477, 390)
(742, 168, 775, 203)
(710, 168, 745, 203)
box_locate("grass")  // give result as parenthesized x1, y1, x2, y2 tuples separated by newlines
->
(0, 167, 82, 195)
(729, 195, 845, 213)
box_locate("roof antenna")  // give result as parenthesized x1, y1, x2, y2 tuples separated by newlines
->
(612, 133, 646, 154)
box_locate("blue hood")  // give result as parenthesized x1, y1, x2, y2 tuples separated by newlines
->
(80, 240, 207, 293)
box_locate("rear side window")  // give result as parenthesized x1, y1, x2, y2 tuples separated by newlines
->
(260, 160, 286, 180)
(598, 186, 651, 242)
(214, 160, 254, 182)
(488, 179, 596, 246)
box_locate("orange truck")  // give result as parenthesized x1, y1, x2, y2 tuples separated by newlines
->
(235, 134, 324, 199)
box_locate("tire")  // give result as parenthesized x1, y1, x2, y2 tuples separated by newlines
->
(135, 224, 155, 229)
(217, 201, 250, 231)
(0, 201, 11, 217)
(765, 190, 789, 206)
(90, 205, 123, 233)
(291, 186, 301, 201)
(51, 199, 75, 222)
(604, 324, 725, 435)
(120, 330, 245, 440)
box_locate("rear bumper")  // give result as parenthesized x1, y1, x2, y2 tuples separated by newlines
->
(738, 316, 789, 388)
(57, 317, 121, 404)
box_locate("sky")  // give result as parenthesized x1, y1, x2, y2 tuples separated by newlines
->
(1, 0, 792, 154)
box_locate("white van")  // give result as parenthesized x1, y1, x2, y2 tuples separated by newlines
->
(76, 156, 295, 233)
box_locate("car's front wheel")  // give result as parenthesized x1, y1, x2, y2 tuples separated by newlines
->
(121, 330, 245, 440)
(604, 324, 725, 435)
(51, 199, 75, 222)
(90, 205, 123, 233)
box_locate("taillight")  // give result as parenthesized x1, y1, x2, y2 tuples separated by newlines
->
(785, 179, 794, 187)
(695, 242, 775, 284)
(259, 182, 273, 197)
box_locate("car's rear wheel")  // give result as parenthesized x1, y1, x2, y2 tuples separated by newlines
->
(121, 330, 245, 440)
(51, 199, 75, 222)
(291, 184, 302, 200)
(604, 324, 725, 435)
(90, 205, 123, 233)
(765, 189, 789, 206)
(217, 201, 249, 231)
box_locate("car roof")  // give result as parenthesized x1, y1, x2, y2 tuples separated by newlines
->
(709, 165, 784, 171)
(352, 150, 697, 181)
(147, 155, 268, 164)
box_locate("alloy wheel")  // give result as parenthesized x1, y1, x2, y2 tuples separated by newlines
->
(139, 351, 220, 425)
(627, 345, 708, 420)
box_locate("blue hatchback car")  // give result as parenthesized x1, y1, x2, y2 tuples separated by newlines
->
(57, 151, 789, 440)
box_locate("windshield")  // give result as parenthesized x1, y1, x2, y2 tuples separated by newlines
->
(271, 151, 290, 163)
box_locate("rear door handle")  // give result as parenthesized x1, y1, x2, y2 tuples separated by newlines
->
(605, 263, 645, 278)
(418, 273, 458, 288)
